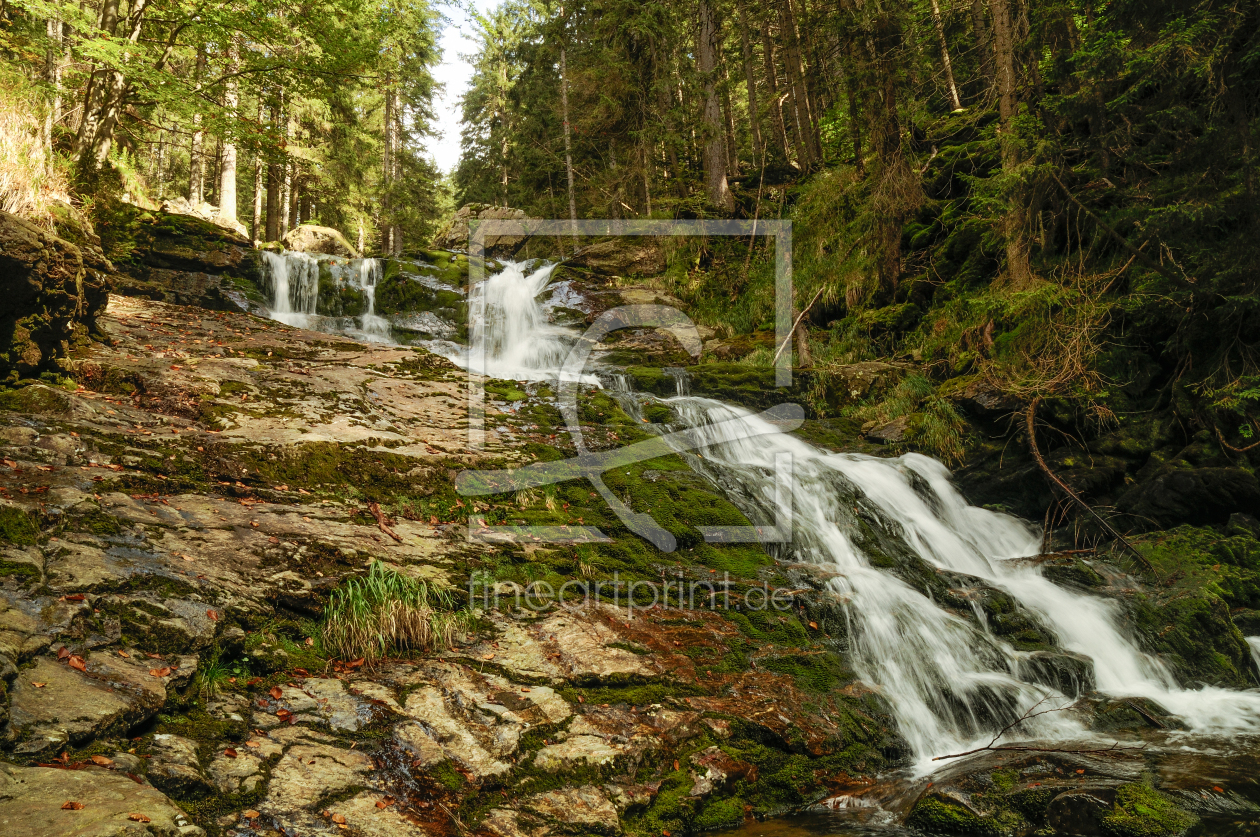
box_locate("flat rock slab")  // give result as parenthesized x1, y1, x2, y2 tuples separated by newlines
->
(0, 761, 198, 836)
(7, 656, 165, 753)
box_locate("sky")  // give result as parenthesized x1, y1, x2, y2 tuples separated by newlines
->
(427, 0, 502, 174)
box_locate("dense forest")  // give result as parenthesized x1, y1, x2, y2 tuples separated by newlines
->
(0, 0, 446, 251)
(452, 0, 1260, 458)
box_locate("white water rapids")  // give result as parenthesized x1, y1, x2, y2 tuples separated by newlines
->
(261, 250, 391, 343)
(262, 254, 1260, 768)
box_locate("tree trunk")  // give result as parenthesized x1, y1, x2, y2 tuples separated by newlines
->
(868, 10, 914, 302)
(781, 0, 820, 166)
(698, 0, 734, 211)
(719, 49, 740, 176)
(761, 19, 792, 164)
(189, 48, 206, 204)
(252, 98, 264, 241)
(559, 13, 578, 237)
(845, 73, 864, 175)
(218, 42, 240, 224)
(736, 0, 763, 163)
(74, 0, 120, 159)
(971, 0, 992, 82)
(43, 17, 63, 152)
(988, 0, 1031, 282)
(929, 0, 963, 110)
(84, 0, 151, 168)
(265, 93, 282, 241)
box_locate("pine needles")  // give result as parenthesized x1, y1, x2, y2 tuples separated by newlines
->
(322, 561, 467, 663)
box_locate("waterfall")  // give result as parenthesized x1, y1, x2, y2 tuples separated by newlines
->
(1249, 637, 1260, 673)
(260, 250, 390, 342)
(664, 367, 691, 396)
(659, 397, 1260, 768)
(261, 250, 319, 327)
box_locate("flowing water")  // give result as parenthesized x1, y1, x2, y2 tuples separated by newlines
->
(261, 250, 391, 343)
(261, 253, 1260, 828)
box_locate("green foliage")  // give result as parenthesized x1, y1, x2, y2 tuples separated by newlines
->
(322, 560, 468, 662)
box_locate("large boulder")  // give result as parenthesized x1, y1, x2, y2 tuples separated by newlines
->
(1116, 467, 1260, 529)
(437, 204, 538, 257)
(159, 195, 248, 238)
(282, 224, 360, 258)
(100, 204, 264, 312)
(0, 209, 111, 385)
(562, 237, 666, 277)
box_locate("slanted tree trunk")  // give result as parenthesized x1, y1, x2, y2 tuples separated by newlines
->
(218, 41, 240, 225)
(736, 0, 763, 163)
(698, 0, 734, 211)
(930, 0, 963, 110)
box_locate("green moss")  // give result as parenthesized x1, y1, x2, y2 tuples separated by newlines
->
(906, 797, 1004, 836)
(0, 384, 71, 414)
(429, 759, 467, 792)
(558, 680, 705, 706)
(0, 558, 40, 581)
(1101, 783, 1196, 837)
(486, 380, 528, 402)
(0, 506, 37, 544)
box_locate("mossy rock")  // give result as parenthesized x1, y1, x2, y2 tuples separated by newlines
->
(1100, 783, 1196, 837)
(0, 506, 38, 545)
(315, 262, 368, 317)
(375, 272, 467, 319)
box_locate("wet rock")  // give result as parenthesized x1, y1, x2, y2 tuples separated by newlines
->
(1046, 787, 1115, 835)
(1116, 467, 1260, 530)
(687, 746, 757, 797)
(523, 786, 620, 834)
(148, 733, 211, 797)
(205, 749, 263, 794)
(401, 683, 511, 778)
(6, 655, 165, 754)
(941, 376, 1021, 417)
(562, 238, 666, 277)
(1017, 651, 1095, 697)
(0, 209, 111, 385)
(1072, 695, 1188, 733)
(282, 224, 360, 258)
(863, 415, 910, 444)
(0, 761, 200, 836)
(482, 808, 537, 837)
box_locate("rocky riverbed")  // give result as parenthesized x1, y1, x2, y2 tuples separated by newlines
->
(1, 206, 1258, 837)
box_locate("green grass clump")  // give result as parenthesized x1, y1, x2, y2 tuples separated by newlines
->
(322, 561, 468, 662)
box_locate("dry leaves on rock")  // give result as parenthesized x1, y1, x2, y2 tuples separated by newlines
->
(61, 801, 84, 810)
(127, 813, 151, 823)
(90, 755, 113, 767)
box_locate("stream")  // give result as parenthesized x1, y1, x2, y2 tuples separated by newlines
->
(261, 251, 1260, 834)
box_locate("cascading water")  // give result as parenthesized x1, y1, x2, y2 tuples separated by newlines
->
(454, 258, 1260, 773)
(260, 250, 391, 342)
(657, 398, 1260, 767)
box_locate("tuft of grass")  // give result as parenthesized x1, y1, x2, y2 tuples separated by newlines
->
(192, 648, 232, 698)
(322, 561, 467, 662)
(848, 373, 971, 465)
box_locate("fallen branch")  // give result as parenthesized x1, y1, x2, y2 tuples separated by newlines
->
(368, 502, 403, 543)
(1050, 171, 1193, 287)
(1026, 398, 1155, 576)
(934, 696, 1146, 761)
(772, 286, 826, 366)
(1215, 425, 1260, 453)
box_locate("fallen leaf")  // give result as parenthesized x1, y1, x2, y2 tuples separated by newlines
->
(331, 813, 347, 824)
(90, 755, 114, 767)
(1214, 786, 1224, 793)
(61, 801, 84, 810)
(268, 686, 284, 699)
(1076, 769, 1085, 774)
(32, 681, 45, 688)
(68, 655, 87, 672)
(117, 650, 130, 658)
(243, 810, 260, 819)
(206, 609, 218, 621)
(149, 667, 172, 677)
(127, 813, 151, 823)
(245, 740, 260, 748)
(376, 797, 395, 809)
(56, 647, 71, 660)
(224, 748, 238, 758)
(60, 594, 87, 602)
(305, 637, 314, 646)
(673, 760, 680, 771)
(808, 621, 818, 629)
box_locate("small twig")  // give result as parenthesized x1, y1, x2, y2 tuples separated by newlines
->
(934, 695, 1146, 761)
(772, 287, 826, 365)
(1026, 398, 1155, 576)
(368, 502, 403, 543)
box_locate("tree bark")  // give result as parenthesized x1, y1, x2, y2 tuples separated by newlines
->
(218, 41, 240, 224)
(719, 48, 740, 176)
(971, 0, 993, 83)
(559, 10, 578, 237)
(698, 0, 734, 211)
(84, 0, 151, 168)
(189, 48, 206, 204)
(929, 0, 963, 110)
(265, 93, 282, 241)
(736, 0, 763, 163)
(988, 0, 1032, 282)
(74, 0, 120, 158)
(252, 97, 264, 241)
(761, 18, 792, 164)
(781, 0, 820, 165)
